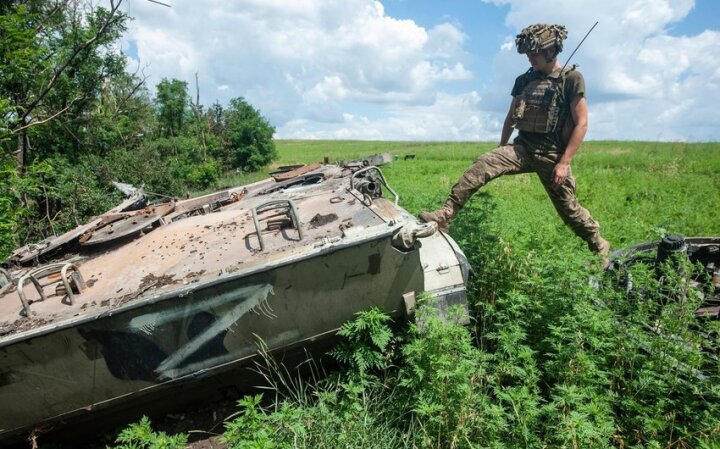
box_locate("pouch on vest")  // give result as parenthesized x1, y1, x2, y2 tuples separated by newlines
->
(512, 77, 561, 134)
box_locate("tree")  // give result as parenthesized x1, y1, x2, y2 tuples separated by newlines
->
(221, 97, 276, 172)
(0, 0, 130, 166)
(0, 3, 277, 257)
(155, 78, 188, 137)
(207, 101, 225, 138)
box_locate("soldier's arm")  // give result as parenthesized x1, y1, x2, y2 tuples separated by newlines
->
(552, 96, 588, 188)
(500, 97, 517, 146)
(559, 96, 588, 165)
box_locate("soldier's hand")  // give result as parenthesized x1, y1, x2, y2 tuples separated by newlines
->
(552, 162, 570, 189)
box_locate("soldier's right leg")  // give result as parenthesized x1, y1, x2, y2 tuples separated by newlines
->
(420, 145, 532, 232)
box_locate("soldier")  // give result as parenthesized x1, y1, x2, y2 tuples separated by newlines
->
(419, 23, 610, 263)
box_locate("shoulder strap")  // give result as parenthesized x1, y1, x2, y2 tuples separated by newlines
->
(552, 65, 579, 145)
(515, 67, 535, 94)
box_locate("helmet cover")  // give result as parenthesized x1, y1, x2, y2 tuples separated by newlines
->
(515, 24, 568, 55)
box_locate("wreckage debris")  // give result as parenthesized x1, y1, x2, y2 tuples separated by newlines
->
(0, 155, 469, 443)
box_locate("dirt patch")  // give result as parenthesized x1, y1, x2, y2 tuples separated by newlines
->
(153, 398, 238, 449)
(224, 262, 243, 274)
(339, 219, 353, 232)
(186, 436, 227, 449)
(606, 147, 630, 155)
(112, 273, 178, 307)
(185, 270, 207, 282)
(139, 273, 176, 290)
(309, 213, 339, 229)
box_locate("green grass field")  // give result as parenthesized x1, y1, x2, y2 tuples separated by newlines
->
(271, 140, 720, 252)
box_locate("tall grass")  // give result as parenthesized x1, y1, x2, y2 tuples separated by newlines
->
(109, 140, 720, 449)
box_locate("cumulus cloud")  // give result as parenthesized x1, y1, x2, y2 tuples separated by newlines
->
(279, 91, 500, 141)
(123, 0, 718, 141)
(122, 0, 471, 128)
(483, 0, 718, 140)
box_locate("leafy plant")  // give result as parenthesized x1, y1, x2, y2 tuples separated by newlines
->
(108, 416, 187, 449)
(330, 307, 396, 380)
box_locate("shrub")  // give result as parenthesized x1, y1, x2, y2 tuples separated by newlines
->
(108, 416, 187, 449)
(218, 98, 276, 172)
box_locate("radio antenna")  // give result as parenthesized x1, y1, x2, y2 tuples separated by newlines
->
(561, 21, 598, 73)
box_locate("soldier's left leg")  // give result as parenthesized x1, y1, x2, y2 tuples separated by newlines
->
(532, 153, 610, 256)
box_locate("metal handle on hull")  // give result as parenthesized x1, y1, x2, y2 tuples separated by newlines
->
(251, 200, 303, 251)
(350, 166, 400, 205)
(16, 262, 86, 316)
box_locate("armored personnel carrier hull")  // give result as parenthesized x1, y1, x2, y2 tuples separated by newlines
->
(0, 159, 469, 441)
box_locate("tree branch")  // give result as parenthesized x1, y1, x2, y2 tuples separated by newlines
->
(35, 0, 72, 33)
(10, 98, 79, 134)
(113, 76, 148, 117)
(18, 0, 124, 127)
(42, 185, 56, 236)
(191, 72, 208, 159)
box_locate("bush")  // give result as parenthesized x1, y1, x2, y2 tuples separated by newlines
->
(218, 97, 277, 172)
(0, 160, 52, 258)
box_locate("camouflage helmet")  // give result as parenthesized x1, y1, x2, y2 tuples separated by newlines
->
(515, 24, 568, 55)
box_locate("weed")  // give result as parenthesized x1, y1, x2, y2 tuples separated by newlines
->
(108, 416, 187, 449)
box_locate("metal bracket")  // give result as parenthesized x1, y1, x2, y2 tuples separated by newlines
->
(16, 262, 86, 316)
(251, 200, 303, 252)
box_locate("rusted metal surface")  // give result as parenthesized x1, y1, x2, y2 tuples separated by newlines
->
(8, 192, 147, 265)
(271, 162, 322, 181)
(0, 160, 469, 442)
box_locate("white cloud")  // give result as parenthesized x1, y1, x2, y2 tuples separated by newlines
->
(481, 0, 719, 141)
(122, 0, 719, 141)
(425, 23, 469, 59)
(122, 0, 470, 126)
(278, 91, 499, 141)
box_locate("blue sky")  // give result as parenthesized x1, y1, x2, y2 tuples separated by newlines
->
(121, 0, 720, 141)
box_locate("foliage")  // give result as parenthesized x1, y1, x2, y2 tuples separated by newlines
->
(108, 416, 187, 449)
(398, 303, 488, 449)
(0, 0, 130, 162)
(0, 1, 277, 257)
(191, 140, 720, 449)
(155, 78, 189, 138)
(0, 160, 53, 256)
(221, 391, 410, 449)
(216, 97, 277, 172)
(330, 307, 395, 380)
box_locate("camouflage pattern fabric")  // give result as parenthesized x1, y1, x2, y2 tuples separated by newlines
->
(447, 144, 603, 249)
(516, 24, 568, 54)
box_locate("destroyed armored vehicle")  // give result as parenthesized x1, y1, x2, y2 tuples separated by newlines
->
(609, 235, 720, 320)
(0, 155, 469, 441)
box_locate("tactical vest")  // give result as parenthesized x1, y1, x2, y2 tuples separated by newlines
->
(512, 67, 573, 135)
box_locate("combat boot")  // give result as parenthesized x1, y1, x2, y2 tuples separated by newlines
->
(419, 201, 460, 233)
(588, 236, 611, 269)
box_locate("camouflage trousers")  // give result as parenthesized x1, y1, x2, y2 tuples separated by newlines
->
(448, 144, 602, 246)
